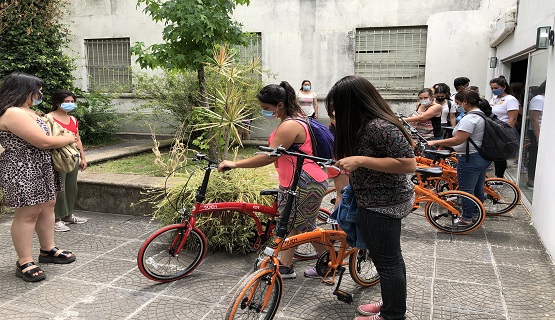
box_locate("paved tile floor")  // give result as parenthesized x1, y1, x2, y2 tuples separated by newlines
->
(1, 204, 554, 319)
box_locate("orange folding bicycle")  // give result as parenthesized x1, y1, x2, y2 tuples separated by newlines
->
(225, 146, 379, 320)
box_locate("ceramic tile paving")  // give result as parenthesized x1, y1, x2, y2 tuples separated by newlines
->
(1, 204, 554, 319)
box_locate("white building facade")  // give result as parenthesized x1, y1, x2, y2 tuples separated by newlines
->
(66, 0, 555, 259)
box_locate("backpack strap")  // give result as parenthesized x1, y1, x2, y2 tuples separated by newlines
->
(465, 111, 487, 160)
(282, 116, 316, 155)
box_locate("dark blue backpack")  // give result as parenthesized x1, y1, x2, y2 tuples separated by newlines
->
(288, 117, 335, 159)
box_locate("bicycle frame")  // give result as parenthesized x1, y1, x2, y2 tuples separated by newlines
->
(173, 157, 281, 255)
(416, 154, 513, 205)
(262, 229, 356, 284)
(413, 184, 461, 216)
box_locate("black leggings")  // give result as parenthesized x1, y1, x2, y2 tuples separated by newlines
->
(493, 160, 507, 178)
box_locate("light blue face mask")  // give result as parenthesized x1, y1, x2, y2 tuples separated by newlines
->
(60, 102, 77, 112)
(33, 91, 43, 105)
(303, 85, 311, 91)
(261, 109, 276, 120)
(492, 88, 503, 96)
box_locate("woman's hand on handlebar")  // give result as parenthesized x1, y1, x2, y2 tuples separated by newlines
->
(217, 160, 236, 172)
(335, 156, 363, 172)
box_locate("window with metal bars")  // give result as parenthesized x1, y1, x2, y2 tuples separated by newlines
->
(85, 38, 132, 92)
(355, 27, 427, 98)
(236, 33, 262, 66)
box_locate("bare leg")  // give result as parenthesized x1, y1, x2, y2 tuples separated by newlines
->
(35, 200, 56, 252)
(279, 228, 299, 267)
(12, 203, 44, 276)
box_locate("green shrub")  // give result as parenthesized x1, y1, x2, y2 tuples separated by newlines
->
(150, 164, 277, 254)
(0, 0, 75, 104)
(73, 91, 123, 146)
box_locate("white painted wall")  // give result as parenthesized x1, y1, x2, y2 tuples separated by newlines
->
(424, 10, 498, 94)
(493, 1, 555, 259)
(67, 0, 165, 90)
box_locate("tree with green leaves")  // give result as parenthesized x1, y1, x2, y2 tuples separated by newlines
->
(0, 0, 75, 110)
(132, 0, 251, 159)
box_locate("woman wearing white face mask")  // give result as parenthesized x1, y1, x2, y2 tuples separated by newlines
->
(403, 88, 443, 142)
(48, 89, 88, 232)
(297, 80, 318, 118)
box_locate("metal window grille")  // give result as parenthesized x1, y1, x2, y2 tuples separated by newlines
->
(355, 27, 427, 98)
(236, 33, 262, 65)
(85, 38, 132, 92)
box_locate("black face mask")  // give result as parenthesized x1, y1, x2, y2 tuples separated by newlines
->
(435, 97, 446, 102)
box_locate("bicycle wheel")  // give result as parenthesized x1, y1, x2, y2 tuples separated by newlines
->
(226, 268, 283, 320)
(434, 178, 457, 193)
(483, 178, 520, 215)
(424, 190, 485, 234)
(348, 248, 380, 287)
(321, 187, 337, 212)
(137, 224, 207, 282)
(293, 208, 338, 260)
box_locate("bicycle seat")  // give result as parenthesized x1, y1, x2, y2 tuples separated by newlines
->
(415, 166, 443, 177)
(424, 149, 452, 159)
(260, 189, 279, 196)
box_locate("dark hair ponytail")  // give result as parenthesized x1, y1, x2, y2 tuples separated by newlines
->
(257, 81, 303, 117)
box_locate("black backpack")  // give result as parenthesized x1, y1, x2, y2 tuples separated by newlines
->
(287, 117, 334, 159)
(466, 112, 518, 161)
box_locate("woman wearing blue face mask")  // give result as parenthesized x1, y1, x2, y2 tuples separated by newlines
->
(0, 73, 77, 282)
(489, 77, 519, 178)
(297, 80, 318, 118)
(218, 81, 328, 279)
(48, 89, 88, 232)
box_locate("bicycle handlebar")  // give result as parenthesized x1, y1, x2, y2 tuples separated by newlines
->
(258, 145, 336, 166)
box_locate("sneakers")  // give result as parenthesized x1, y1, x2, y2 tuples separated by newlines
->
(55, 220, 70, 232)
(279, 265, 296, 279)
(453, 217, 472, 227)
(303, 266, 320, 279)
(356, 313, 383, 320)
(357, 301, 382, 316)
(61, 214, 88, 224)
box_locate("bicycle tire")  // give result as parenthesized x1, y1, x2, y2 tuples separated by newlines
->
(348, 248, 380, 287)
(483, 178, 520, 215)
(321, 187, 337, 212)
(293, 208, 338, 260)
(137, 224, 207, 282)
(226, 267, 283, 320)
(424, 190, 485, 234)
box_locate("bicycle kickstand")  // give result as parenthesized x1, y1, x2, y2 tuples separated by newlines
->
(332, 266, 353, 304)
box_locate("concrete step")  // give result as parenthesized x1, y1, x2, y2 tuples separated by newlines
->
(75, 139, 175, 216)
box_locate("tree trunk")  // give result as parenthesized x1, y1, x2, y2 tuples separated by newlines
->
(197, 65, 218, 159)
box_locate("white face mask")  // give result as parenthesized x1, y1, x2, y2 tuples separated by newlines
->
(420, 98, 431, 106)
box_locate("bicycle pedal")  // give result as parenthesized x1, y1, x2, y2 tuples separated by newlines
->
(333, 289, 353, 304)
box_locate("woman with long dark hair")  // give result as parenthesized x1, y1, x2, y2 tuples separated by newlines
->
(0, 73, 77, 282)
(218, 81, 328, 279)
(328, 75, 416, 320)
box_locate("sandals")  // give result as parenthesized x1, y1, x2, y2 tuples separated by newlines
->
(16, 261, 46, 282)
(38, 247, 76, 264)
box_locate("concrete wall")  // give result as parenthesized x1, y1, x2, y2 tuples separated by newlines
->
(492, 1, 555, 259)
(424, 10, 498, 94)
(66, 0, 511, 132)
